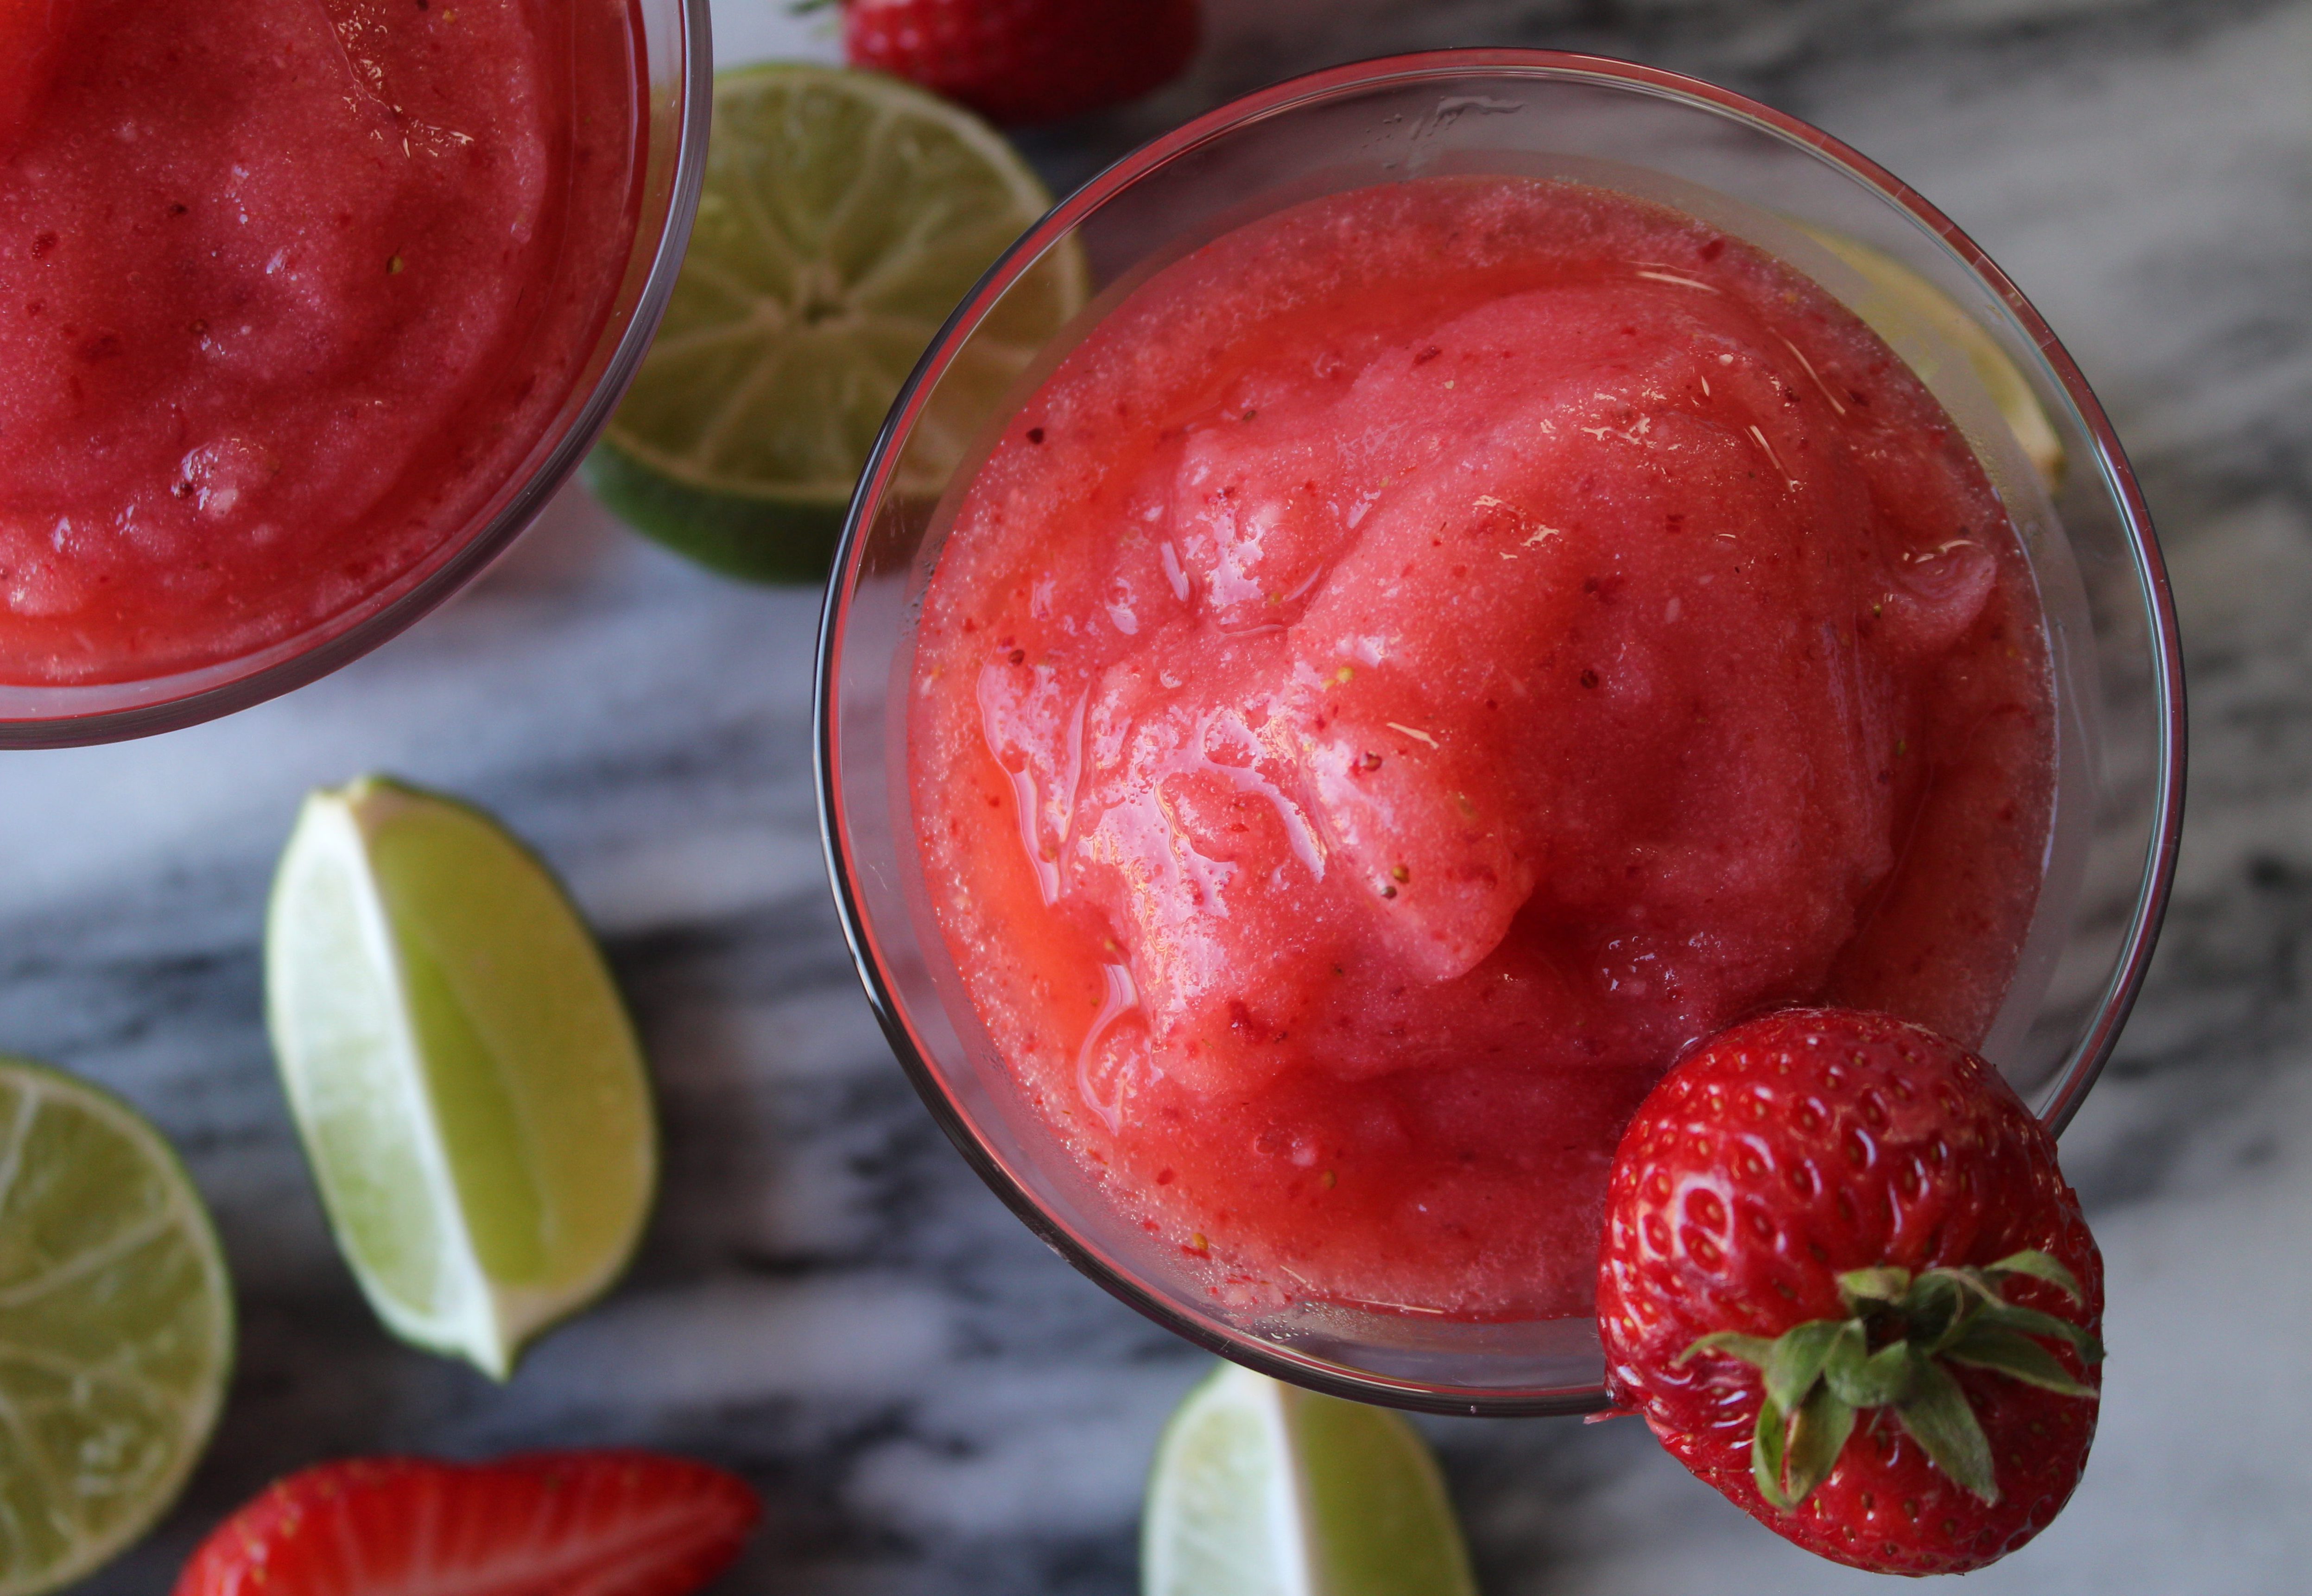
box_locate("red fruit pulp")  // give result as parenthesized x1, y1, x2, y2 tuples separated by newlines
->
(0, 0, 645, 684)
(908, 178, 2056, 1319)
(174, 1450, 762, 1596)
(0, 0, 70, 158)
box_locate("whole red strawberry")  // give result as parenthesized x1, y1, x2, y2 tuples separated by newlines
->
(842, 0, 1201, 127)
(1597, 1008, 2104, 1576)
(175, 1450, 760, 1596)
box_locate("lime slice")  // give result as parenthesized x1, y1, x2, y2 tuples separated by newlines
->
(588, 62, 1088, 582)
(1799, 226, 2067, 492)
(264, 776, 655, 1380)
(0, 1057, 232, 1594)
(1142, 1363, 1477, 1596)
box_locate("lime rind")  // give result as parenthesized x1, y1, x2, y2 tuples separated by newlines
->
(1291, 1381, 1476, 1596)
(0, 1056, 233, 1596)
(265, 776, 657, 1381)
(1142, 1362, 1476, 1596)
(595, 62, 1088, 582)
(579, 439, 848, 583)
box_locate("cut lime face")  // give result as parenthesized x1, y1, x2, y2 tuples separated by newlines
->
(589, 62, 1087, 581)
(265, 776, 655, 1380)
(1142, 1363, 1477, 1596)
(0, 1057, 233, 1595)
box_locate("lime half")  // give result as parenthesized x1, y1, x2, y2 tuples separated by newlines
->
(0, 1057, 232, 1594)
(1142, 1363, 1477, 1596)
(588, 63, 1088, 582)
(265, 777, 655, 1380)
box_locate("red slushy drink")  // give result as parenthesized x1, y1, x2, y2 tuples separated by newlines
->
(910, 178, 2056, 1318)
(0, 0, 641, 682)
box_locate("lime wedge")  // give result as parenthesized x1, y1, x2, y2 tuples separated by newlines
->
(0, 1057, 232, 1594)
(1799, 225, 2067, 492)
(264, 776, 654, 1380)
(1142, 1363, 1477, 1596)
(587, 62, 1088, 582)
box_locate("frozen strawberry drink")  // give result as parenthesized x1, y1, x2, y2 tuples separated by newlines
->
(0, 0, 642, 684)
(908, 177, 2056, 1320)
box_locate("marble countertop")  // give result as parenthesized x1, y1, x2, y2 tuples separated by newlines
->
(24, 0, 2308, 1590)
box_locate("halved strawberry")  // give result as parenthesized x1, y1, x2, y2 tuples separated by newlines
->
(841, 0, 1202, 127)
(175, 1450, 761, 1596)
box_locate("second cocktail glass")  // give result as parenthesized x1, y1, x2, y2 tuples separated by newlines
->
(0, 0, 709, 747)
(818, 51, 2181, 1414)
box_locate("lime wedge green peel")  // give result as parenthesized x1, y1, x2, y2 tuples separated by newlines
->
(0, 1057, 232, 1596)
(588, 62, 1088, 582)
(265, 776, 655, 1380)
(1142, 1362, 1477, 1596)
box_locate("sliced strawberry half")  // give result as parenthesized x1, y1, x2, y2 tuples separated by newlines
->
(175, 1450, 761, 1596)
(841, 0, 1202, 127)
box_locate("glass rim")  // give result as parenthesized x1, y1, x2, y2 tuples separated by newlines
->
(815, 46, 2187, 1415)
(0, 0, 715, 748)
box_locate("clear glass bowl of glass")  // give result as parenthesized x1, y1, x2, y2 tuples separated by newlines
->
(0, 0, 710, 747)
(817, 49, 2184, 1416)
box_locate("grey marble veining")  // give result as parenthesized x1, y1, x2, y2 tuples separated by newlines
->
(15, 0, 2309, 1590)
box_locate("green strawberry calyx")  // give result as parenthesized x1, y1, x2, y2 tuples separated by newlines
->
(1681, 1249, 2104, 1512)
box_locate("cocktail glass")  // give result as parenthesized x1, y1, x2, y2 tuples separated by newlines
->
(0, 0, 711, 747)
(817, 50, 2184, 1416)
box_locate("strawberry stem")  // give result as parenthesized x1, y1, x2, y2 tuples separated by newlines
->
(1685, 1249, 2102, 1512)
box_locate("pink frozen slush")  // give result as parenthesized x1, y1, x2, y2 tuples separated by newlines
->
(0, 0, 642, 682)
(910, 178, 2057, 1319)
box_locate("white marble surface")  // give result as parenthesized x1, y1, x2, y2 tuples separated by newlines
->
(19, 0, 2310, 1590)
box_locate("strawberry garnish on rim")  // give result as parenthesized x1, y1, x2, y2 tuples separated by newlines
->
(174, 1450, 761, 1596)
(1686, 1248, 2103, 1512)
(1598, 1007, 2105, 1575)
